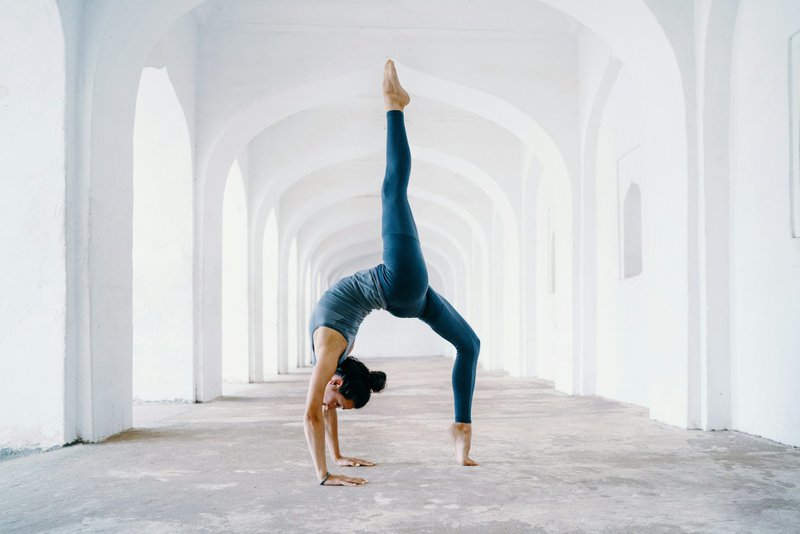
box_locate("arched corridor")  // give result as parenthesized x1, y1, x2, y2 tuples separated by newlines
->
(1, 0, 800, 531)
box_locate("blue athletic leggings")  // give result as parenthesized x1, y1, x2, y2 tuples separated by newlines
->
(375, 110, 480, 424)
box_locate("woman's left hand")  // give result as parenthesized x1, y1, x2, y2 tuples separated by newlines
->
(336, 456, 375, 467)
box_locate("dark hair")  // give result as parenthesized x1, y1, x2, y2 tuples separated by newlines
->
(337, 356, 387, 409)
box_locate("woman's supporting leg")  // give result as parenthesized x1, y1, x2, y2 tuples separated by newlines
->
(419, 286, 480, 465)
(419, 286, 480, 424)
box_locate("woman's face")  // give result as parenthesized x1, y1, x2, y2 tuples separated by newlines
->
(322, 375, 355, 411)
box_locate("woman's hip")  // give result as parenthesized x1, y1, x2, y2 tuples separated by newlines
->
(375, 263, 428, 314)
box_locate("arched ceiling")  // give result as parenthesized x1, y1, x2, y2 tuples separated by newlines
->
(177, 0, 681, 298)
(59, 0, 691, 426)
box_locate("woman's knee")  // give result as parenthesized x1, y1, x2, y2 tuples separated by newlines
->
(469, 334, 481, 359)
(458, 332, 480, 361)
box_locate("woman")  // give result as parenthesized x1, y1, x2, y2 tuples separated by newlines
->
(303, 59, 481, 487)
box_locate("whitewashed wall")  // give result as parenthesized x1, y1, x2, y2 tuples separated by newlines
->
(132, 17, 198, 401)
(593, 66, 649, 408)
(353, 311, 451, 359)
(222, 159, 249, 382)
(729, 0, 800, 447)
(132, 66, 194, 401)
(0, 0, 67, 450)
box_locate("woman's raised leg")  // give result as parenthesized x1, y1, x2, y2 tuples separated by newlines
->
(381, 59, 414, 241)
(378, 61, 428, 313)
(381, 110, 417, 239)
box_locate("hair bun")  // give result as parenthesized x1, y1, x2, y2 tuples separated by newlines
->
(369, 370, 387, 393)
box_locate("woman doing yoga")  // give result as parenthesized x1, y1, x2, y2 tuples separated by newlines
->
(303, 60, 481, 486)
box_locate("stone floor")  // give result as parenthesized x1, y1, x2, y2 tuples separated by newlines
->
(1, 356, 799, 533)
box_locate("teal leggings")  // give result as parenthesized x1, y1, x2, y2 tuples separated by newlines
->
(375, 110, 480, 424)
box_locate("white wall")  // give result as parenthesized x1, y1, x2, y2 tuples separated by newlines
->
(729, 0, 800, 446)
(0, 1, 67, 450)
(535, 176, 573, 392)
(575, 26, 619, 397)
(286, 238, 299, 370)
(261, 210, 280, 376)
(222, 160, 249, 382)
(594, 66, 650, 409)
(59, 0, 203, 442)
(132, 16, 197, 402)
(132, 66, 194, 401)
(245, 96, 517, 375)
(356, 310, 451, 358)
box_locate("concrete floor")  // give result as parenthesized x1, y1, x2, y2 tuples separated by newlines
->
(1, 356, 799, 533)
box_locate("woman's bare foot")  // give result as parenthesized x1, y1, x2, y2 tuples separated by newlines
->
(449, 422, 479, 466)
(383, 59, 410, 111)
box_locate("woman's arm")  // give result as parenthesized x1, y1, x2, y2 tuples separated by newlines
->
(303, 329, 367, 486)
(323, 404, 342, 460)
(302, 357, 335, 482)
(324, 406, 376, 467)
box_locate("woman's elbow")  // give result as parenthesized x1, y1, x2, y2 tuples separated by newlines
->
(304, 410, 322, 425)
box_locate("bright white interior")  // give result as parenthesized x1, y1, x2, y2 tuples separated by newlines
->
(1, 0, 799, 451)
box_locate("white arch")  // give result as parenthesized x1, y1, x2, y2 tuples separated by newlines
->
(295, 208, 468, 370)
(538, 0, 690, 427)
(275, 145, 491, 253)
(257, 144, 512, 372)
(132, 66, 194, 401)
(261, 210, 279, 377)
(693, 0, 740, 431)
(263, 145, 492, 329)
(284, 186, 494, 346)
(298, 216, 472, 354)
(300, 203, 473, 285)
(206, 70, 547, 380)
(576, 54, 622, 395)
(307, 220, 470, 290)
(68, 0, 204, 440)
(203, 62, 570, 208)
(222, 160, 249, 383)
(307, 217, 480, 319)
(535, 172, 574, 390)
(299, 201, 479, 316)
(286, 238, 299, 369)
(322, 252, 453, 361)
(75, 0, 693, 439)
(265, 144, 515, 285)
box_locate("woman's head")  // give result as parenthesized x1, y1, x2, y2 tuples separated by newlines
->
(323, 356, 386, 410)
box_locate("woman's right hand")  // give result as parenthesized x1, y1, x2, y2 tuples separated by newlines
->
(321, 473, 368, 486)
